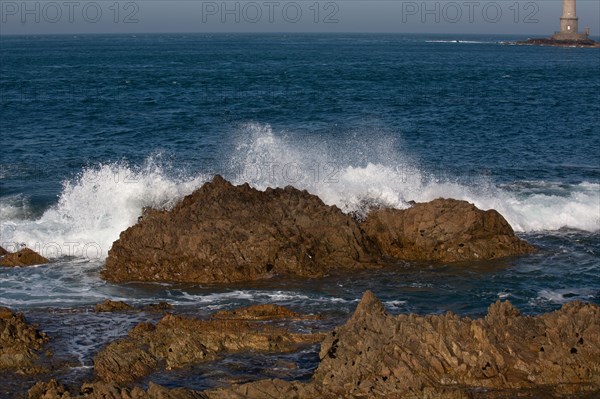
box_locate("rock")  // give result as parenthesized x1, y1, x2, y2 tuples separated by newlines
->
(361, 198, 535, 262)
(94, 300, 134, 312)
(103, 175, 379, 284)
(211, 304, 317, 321)
(0, 306, 49, 374)
(0, 248, 49, 267)
(28, 379, 71, 399)
(94, 309, 324, 383)
(0, 246, 7, 256)
(309, 291, 600, 398)
(514, 38, 600, 48)
(145, 302, 173, 311)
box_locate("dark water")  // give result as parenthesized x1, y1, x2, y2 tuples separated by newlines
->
(1, 33, 599, 395)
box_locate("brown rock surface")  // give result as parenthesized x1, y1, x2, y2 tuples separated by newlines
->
(94, 310, 324, 384)
(362, 198, 535, 262)
(0, 248, 49, 267)
(0, 246, 7, 256)
(103, 175, 379, 284)
(94, 300, 134, 312)
(309, 291, 600, 398)
(0, 306, 49, 374)
(211, 304, 317, 320)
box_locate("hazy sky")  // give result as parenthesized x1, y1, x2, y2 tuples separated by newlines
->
(1, 0, 599, 36)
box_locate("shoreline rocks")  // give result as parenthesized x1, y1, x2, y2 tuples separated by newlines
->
(24, 294, 600, 398)
(0, 307, 49, 374)
(0, 248, 49, 267)
(93, 307, 324, 384)
(103, 176, 534, 284)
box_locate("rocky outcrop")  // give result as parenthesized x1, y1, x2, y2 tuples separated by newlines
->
(0, 248, 49, 267)
(94, 308, 324, 384)
(361, 198, 535, 262)
(95, 300, 134, 312)
(0, 246, 7, 256)
(0, 307, 49, 374)
(103, 177, 534, 284)
(94, 300, 173, 312)
(103, 175, 379, 284)
(211, 304, 317, 321)
(515, 38, 600, 48)
(309, 291, 600, 398)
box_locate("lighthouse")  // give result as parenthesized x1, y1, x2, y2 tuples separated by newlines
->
(553, 0, 589, 40)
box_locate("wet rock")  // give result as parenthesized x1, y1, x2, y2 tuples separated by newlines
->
(211, 304, 317, 321)
(103, 175, 379, 284)
(0, 248, 49, 267)
(362, 198, 535, 262)
(94, 309, 324, 383)
(28, 379, 70, 399)
(310, 291, 600, 397)
(0, 306, 49, 374)
(145, 301, 174, 311)
(94, 300, 134, 312)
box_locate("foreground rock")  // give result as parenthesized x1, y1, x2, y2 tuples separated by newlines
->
(103, 175, 379, 284)
(211, 304, 318, 321)
(0, 248, 49, 267)
(0, 307, 49, 374)
(0, 246, 7, 256)
(95, 300, 174, 312)
(27, 294, 600, 398)
(94, 308, 324, 384)
(362, 198, 535, 262)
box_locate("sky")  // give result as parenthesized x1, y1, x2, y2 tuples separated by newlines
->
(1, 0, 599, 36)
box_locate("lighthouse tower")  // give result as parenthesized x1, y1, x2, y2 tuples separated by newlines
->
(553, 0, 589, 40)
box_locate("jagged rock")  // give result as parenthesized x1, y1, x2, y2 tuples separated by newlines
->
(310, 291, 600, 398)
(361, 198, 535, 262)
(0, 246, 7, 256)
(0, 248, 49, 267)
(94, 309, 324, 383)
(0, 306, 49, 374)
(103, 175, 379, 284)
(95, 300, 134, 312)
(211, 304, 317, 321)
(28, 379, 71, 399)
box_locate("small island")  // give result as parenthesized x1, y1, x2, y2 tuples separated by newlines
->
(515, 0, 600, 48)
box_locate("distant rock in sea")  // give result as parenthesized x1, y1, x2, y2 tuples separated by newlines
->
(0, 248, 49, 267)
(514, 38, 600, 48)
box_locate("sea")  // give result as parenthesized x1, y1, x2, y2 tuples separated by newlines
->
(1, 33, 599, 394)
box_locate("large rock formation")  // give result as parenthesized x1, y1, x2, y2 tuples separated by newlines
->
(103, 177, 534, 284)
(103, 175, 379, 283)
(0, 248, 49, 267)
(0, 307, 49, 374)
(93, 309, 324, 384)
(361, 198, 534, 262)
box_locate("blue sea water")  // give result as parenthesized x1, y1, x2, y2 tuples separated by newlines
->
(0, 33, 599, 393)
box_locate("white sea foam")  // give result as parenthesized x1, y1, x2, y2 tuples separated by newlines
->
(229, 123, 600, 232)
(1, 123, 598, 262)
(0, 157, 207, 260)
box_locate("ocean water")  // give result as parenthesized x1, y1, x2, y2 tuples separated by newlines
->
(1, 33, 599, 393)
